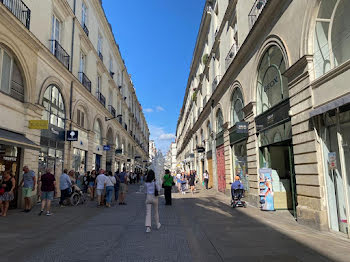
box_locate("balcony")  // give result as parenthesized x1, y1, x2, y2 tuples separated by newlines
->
(124, 123, 128, 131)
(97, 92, 106, 107)
(108, 105, 116, 118)
(248, 0, 268, 30)
(119, 117, 122, 124)
(212, 75, 222, 93)
(50, 40, 70, 70)
(1, 0, 31, 29)
(82, 23, 89, 36)
(110, 71, 115, 79)
(78, 72, 91, 92)
(98, 51, 103, 62)
(225, 43, 240, 69)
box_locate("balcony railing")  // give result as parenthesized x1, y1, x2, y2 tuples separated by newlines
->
(1, 0, 31, 29)
(78, 72, 91, 92)
(119, 117, 122, 124)
(212, 75, 222, 93)
(97, 92, 106, 107)
(248, 0, 268, 30)
(98, 51, 103, 62)
(82, 23, 89, 36)
(124, 123, 128, 131)
(108, 105, 116, 118)
(225, 43, 240, 69)
(50, 40, 70, 70)
(110, 71, 114, 79)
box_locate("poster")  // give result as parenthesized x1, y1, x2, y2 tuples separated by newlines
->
(259, 168, 275, 211)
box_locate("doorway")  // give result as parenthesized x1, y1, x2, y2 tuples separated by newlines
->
(208, 158, 213, 189)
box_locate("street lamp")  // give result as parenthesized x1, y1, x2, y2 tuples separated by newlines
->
(105, 114, 122, 122)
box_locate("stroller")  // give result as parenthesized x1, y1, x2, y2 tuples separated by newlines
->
(230, 186, 247, 208)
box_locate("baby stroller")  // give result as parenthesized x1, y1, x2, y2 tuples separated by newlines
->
(231, 186, 247, 208)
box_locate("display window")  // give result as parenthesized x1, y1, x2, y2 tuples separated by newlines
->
(73, 148, 86, 173)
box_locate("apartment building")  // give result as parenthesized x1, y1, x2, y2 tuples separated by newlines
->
(164, 142, 177, 174)
(176, 0, 350, 236)
(0, 0, 149, 208)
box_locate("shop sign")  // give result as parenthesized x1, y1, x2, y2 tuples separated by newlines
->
(197, 147, 205, 153)
(103, 145, 111, 151)
(115, 148, 123, 154)
(127, 159, 131, 162)
(328, 152, 337, 170)
(28, 120, 49, 130)
(3, 156, 17, 161)
(236, 122, 249, 133)
(66, 130, 78, 141)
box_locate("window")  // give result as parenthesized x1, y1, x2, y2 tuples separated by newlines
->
(51, 15, 61, 53)
(94, 120, 102, 145)
(79, 51, 86, 78)
(257, 45, 288, 115)
(82, 2, 88, 26)
(231, 88, 244, 126)
(216, 109, 224, 133)
(97, 75, 101, 94)
(314, 0, 350, 78)
(109, 55, 113, 72)
(0, 46, 24, 102)
(76, 109, 85, 128)
(97, 33, 103, 54)
(42, 85, 65, 129)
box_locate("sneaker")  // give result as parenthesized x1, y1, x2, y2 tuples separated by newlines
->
(146, 227, 151, 233)
(157, 223, 161, 230)
(38, 210, 43, 216)
(46, 212, 52, 216)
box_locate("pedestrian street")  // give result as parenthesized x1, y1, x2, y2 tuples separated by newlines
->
(1, 184, 349, 262)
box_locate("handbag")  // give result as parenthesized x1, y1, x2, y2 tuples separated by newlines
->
(154, 183, 159, 197)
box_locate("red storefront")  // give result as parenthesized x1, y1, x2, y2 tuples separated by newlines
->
(216, 144, 226, 193)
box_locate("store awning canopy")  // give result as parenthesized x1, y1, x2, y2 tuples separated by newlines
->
(0, 129, 40, 151)
(310, 93, 350, 118)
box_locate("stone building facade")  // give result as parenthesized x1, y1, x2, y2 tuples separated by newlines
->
(0, 0, 149, 208)
(176, 0, 350, 237)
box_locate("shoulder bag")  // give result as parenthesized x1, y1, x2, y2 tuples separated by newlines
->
(154, 182, 159, 197)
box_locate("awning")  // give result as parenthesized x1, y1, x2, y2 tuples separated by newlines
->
(310, 93, 350, 118)
(0, 128, 40, 151)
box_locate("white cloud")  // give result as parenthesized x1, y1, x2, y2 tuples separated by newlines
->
(156, 106, 165, 112)
(149, 125, 175, 154)
(144, 108, 154, 113)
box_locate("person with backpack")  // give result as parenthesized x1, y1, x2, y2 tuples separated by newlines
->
(162, 169, 174, 205)
(144, 170, 161, 233)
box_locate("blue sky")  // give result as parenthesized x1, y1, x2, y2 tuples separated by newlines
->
(102, 0, 205, 153)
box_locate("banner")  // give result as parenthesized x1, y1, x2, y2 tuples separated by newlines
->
(259, 168, 274, 211)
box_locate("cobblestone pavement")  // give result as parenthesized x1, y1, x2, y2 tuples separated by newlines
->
(0, 185, 350, 262)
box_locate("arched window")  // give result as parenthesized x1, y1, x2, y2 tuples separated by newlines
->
(216, 109, 224, 133)
(207, 121, 212, 148)
(115, 135, 120, 149)
(257, 45, 288, 115)
(0, 45, 25, 102)
(94, 120, 103, 145)
(314, 0, 350, 78)
(231, 88, 244, 126)
(43, 85, 65, 128)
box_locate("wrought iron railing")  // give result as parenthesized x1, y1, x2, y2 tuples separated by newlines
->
(97, 92, 106, 107)
(248, 0, 268, 30)
(212, 75, 222, 93)
(82, 23, 89, 36)
(50, 40, 70, 70)
(108, 105, 116, 118)
(78, 72, 91, 92)
(1, 0, 31, 29)
(225, 43, 240, 69)
(98, 51, 103, 62)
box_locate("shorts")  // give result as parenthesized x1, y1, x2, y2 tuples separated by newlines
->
(88, 182, 95, 187)
(119, 183, 127, 194)
(22, 187, 32, 198)
(96, 189, 104, 196)
(41, 191, 54, 200)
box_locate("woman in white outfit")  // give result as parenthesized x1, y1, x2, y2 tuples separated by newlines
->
(144, 170, 161, 233)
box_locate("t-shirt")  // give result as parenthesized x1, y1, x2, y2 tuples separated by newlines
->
(105, 176, 116, 187)
(23, 170, 35, 188)
(231, 181, 244, 190)
(203, 172, 209, 179)
(96, 174, 107, 190)
(41, 173, 55, 192)
(117, 172, 127, 183)
(176, 173, 181, 180)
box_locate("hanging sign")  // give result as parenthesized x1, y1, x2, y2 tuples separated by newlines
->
(66, 130, 78, 141)
(103, 145, 111, 151)
(236, 122, 249, 133)
(328, 152, 337, 170)
(115, 148, 123, 154)
(259, 168, 275, 211)
(28, 120, 48, 130)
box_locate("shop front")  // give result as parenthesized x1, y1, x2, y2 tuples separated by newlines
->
(206, 150, 213, 189)
(72, 130, 88, 174)
(311, 102, 350, 235)
(216, 131, 226, 193)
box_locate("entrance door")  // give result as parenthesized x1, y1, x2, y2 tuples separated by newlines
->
(216, 145, 226, 192)
(208, 158, 213, 189)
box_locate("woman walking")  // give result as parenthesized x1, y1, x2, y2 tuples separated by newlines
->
(162, 169, 174, 205)
(88, 170, 96, 200)
(0, 171, 16, 217)
(144, 170, 161, 233)
(105, 171, 116, 207)
(189, 171, 196, 194)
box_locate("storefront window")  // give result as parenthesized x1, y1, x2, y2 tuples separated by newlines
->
(232, 142, 248, 191)
(216, 109, 224, 133)
(314, 0, 350, 78)
(94, 120, 103, 145)
(72, 148, 86, 173)
(42, 85, 65, 129)
(257, 46, 288, 115)
(231, 88, 244, 126)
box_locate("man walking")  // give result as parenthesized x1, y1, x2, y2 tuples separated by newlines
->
(96, 169, 107, 206)
(59, 169, 72, 207)
(117, 167, 128, 205)
(203, 170, 209, 190)
(38, 168, 56, 216)
(20, 166, 36, 212)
